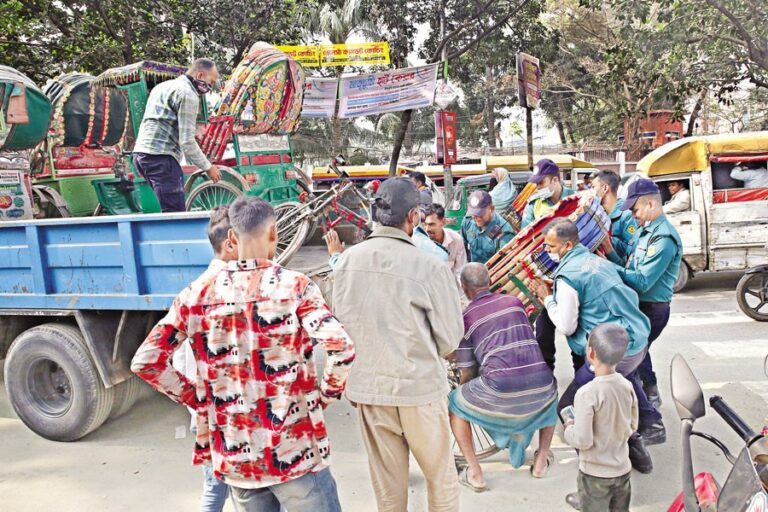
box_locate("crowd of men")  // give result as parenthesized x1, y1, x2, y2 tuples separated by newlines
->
(129, 160, 682, 512)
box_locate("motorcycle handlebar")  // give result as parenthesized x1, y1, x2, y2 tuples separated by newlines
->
(709, 395, 758, 443)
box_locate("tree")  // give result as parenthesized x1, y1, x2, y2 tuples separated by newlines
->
(387, 0, 536, 175)
(0, 0, 191, 81)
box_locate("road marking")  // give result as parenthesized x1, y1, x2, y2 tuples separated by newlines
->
(692, 340, 768, 358)
(668, 310, 752, 327)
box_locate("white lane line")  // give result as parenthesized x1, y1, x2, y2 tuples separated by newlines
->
(692, 340, 768, 358)
(742, 382, 768, 405)
(668, 311, 752, 327)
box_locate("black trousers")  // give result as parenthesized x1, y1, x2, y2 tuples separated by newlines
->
(536, 308, 585, 373)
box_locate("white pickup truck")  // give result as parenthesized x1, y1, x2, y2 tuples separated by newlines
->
(635, 132, 768, 291)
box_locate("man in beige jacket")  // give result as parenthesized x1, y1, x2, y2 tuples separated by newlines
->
(332, 177, 464, 512)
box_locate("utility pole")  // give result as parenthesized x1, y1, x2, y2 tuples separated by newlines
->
(439, 0, 454, 203)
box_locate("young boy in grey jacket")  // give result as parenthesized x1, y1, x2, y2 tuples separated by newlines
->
(563, 324, 639, 512)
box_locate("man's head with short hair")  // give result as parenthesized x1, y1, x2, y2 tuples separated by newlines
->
(667, 180, 687, 195)
(207, 206, 238, 261)
(460, 262, 491, 299)
(587, 324, 629, 367)
(593, 170, 620, 196)
(423, 203, 446, 242)
(227, 196, 277, 260)
(187, 58, 219, 88)
(410, 171, 427, 187)
(543, 218, 579, 261)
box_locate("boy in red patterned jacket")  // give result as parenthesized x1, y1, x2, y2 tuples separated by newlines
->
(132, 196, 355, 512)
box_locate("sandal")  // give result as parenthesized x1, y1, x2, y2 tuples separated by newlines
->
(458, 467, 488, 493)
(530, 449, 554, 478)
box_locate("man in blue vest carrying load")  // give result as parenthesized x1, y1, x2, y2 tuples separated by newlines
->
(531, 218, 661, 475)
(613, 178, 683, 411)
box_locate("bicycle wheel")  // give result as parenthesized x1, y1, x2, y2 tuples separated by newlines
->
(274, 201, 312, 266)
(185, 181, 243, 212)
(447, 366, 501, 465)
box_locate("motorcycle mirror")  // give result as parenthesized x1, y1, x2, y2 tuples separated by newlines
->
(670, 354, 706, 420)
(335, 154, 347, 167)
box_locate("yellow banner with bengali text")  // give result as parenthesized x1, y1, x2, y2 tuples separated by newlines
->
(277, 45, 321, 67)
(320, 42, 391, 67)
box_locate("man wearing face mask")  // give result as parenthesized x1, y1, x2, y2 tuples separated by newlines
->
(461, 190, 515, 263)
(133, 58, 222, 212)
(521, 158, 575, 228)
(592, 170, 638, 266)
(332, 177, 464, 512)
(529, 219, 658, 474)
(521, 159, 575, 371)
(614, 178, 683, 413)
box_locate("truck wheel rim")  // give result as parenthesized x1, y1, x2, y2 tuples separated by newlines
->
(27, 358, 73, 417)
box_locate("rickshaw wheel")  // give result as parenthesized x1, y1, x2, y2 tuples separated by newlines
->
(185, 181, 243, 212)
(447, 365, 501, 465)
(274, 201, 311, 266)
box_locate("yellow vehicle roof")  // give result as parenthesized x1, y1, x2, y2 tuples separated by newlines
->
(637, 131, 768, 177)
(312, 165, 414, 180)
(485, 154, 594, 170)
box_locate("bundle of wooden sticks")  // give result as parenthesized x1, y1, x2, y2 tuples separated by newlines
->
(486, 191, 611, 315)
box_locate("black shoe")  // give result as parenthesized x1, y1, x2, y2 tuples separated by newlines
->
(640, 421, 667, 445)
(628, 432, 653, 473)
(645, 384, 662, 408)
(565, 492, 581, 510)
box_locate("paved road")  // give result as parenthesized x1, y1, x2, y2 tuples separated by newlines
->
(1, 262, 765, 511)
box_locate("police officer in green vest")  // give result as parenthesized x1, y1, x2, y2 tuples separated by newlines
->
(530, 218, 659, 474)
(614, 178, 683, 412)
(460, 190, 515, 263)
(592, 170, 638, 266)
(521, 159, 577, 372)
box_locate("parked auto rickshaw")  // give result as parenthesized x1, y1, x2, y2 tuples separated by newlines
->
(637, 131, 768, 291)
(443, 155, 596, 230)
(0, 66, 52, 221)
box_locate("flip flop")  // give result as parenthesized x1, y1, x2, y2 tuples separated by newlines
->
(530, 449, 554, 479)
(458, 467, 488, 493)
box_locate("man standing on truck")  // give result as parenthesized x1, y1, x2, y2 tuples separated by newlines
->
(132, 196, 355, 512)
(133, 58, 222, 212)
(615, 178, 683, 421)
(731, 161, 768, 189)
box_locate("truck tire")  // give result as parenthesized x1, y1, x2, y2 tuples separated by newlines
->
(3, 323, 115, 441)
(108, 376, 143, 420)
(673, 260, 691, 293)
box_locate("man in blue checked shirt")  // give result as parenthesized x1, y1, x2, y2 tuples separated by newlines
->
(133, 58, 222, 212)
(614, 178, 683, 429)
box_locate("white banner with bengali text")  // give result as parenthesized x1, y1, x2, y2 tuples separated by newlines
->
(301, 77, 339, 118)
(337, 63, 439, 118)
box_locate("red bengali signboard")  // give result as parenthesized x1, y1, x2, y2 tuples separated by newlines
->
(435, 111, 458, 165)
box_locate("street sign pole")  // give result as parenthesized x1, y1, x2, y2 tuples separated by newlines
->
(439, 3, 454, 203)
(526, 107, 533, 172)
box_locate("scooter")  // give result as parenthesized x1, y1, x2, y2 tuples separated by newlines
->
(668, 354, 768, 511)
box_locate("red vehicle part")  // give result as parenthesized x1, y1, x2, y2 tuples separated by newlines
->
(668, 472, 719, 512)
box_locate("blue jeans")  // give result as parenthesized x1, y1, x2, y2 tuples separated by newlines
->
(201, 465, 229, 512)
(133, 152, 186, 212)
(229, 468, 341, 512)
(637, 302, 671, 387)
(558, 349, 662, 430)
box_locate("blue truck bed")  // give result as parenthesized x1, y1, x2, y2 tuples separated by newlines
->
(0, 212, 214, 311)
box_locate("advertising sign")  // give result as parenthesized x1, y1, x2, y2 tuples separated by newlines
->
(301, 77, 339, 118)
(338, 63, 439, 118)
(320, 42, 390, 67)
(435, 111, 458, 165)
(516, 52, 541, 109)
(0, 170, 33, 220)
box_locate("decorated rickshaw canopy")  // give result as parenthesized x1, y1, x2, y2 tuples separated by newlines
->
(93, 61, 188, 87)
(44, 73, 128, 148)
(637, 131, 768, 177)
(214, 42, 305, 135)
(0, 65, 52, 151)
